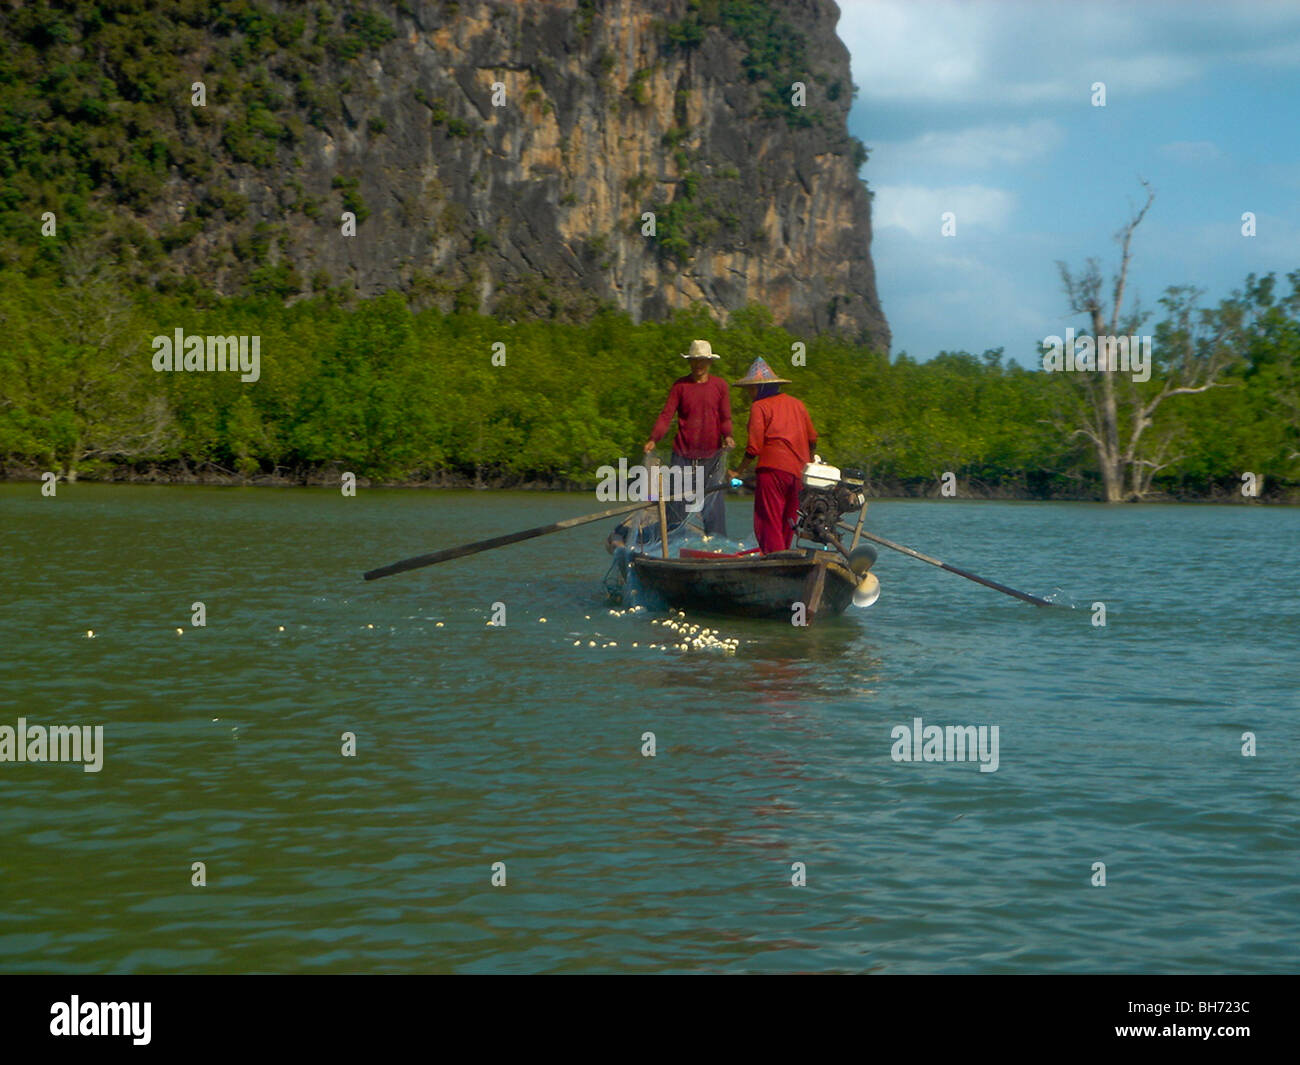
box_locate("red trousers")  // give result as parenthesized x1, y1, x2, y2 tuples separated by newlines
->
(754, 467, 800, 554)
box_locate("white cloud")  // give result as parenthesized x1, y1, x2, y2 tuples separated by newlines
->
(870, 120, 1063, 181)
(836, 0, 1300, 108)
(873, 184, 1016, 238)
(871, 228, 1056, 360)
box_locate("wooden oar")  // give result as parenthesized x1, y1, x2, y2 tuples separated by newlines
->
(364, 481, 728, 581)
(836, 522, 1058, 608)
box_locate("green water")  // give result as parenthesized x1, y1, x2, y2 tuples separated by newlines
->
(1, 484, 1297, 973)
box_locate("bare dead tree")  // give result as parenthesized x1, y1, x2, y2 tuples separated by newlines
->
(1055, 182, 1242, 501)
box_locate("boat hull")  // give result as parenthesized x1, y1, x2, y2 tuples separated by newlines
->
(628, 548, 858, 621)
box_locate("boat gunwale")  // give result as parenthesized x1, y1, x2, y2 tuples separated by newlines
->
(629, 548, 857, 582)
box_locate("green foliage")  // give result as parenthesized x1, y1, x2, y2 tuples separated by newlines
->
(328, 7, 395, 60)
(0, 0, 399, 284)
(427, 97, 450, 125)
(661, 0, 815, 124)
(626, 68, 653, 107)
(663, 17, 704, 50)
(575, 0, 598, 39)
(649, 170, 739, 265)
(331, 175, 369, 223)
(3, 265, 1295, 496)
(624, 173, 654, 199)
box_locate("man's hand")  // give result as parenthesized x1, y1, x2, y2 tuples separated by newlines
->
(722, 435, 735, 449)
(643, 440, 656, 454)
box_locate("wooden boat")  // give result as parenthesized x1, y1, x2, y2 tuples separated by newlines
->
(363, 458, 1051, 615)
(628, 546, 865, 622)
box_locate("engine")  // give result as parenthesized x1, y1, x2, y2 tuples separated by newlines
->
(795, 459, 866, 545)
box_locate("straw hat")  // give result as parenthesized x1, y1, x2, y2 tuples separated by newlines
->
(733, 357, 791, 386)
(680, 339, 721, 360)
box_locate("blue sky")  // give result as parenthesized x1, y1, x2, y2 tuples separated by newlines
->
(836, 0, 1300, 363)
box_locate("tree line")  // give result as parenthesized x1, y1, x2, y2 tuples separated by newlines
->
(1, 255, 1297, 501)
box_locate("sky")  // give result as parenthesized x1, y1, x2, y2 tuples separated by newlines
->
(836, 0, 1300, 363)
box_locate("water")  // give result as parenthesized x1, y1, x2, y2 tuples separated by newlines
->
(1, 485, 1297, 973)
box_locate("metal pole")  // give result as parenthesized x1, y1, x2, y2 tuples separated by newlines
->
(657, 466, 669, 558)
(849, 501, 868, 552)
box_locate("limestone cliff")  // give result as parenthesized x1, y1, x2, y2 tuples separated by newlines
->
(10, 0, 889, 347)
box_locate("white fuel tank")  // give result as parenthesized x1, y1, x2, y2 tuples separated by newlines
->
(802, 455, 841, 488)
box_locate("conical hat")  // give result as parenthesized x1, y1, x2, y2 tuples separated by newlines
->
(733, 357, 791, 386)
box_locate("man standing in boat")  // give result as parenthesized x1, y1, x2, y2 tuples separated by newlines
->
(643, 339, 734, 536)
(730, 357, 818, 555)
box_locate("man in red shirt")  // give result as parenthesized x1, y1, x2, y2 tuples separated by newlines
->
(730, 357, 818, 554)
(643, 339, 734, 535)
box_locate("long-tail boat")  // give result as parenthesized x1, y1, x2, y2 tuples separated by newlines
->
(604, 460, 880, 623)
(363, 457, 1053, 617)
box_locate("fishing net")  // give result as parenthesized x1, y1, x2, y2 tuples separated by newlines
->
(602, 507, 759, 605)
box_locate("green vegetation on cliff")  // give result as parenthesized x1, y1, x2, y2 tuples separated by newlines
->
(0, 1, 397, 286)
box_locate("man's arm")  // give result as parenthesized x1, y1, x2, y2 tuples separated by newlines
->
(644, 383, 680, 453)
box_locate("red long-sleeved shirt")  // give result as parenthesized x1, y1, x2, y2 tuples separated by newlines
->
(745, 393, 817, 477)
(649, 375, 733, 458)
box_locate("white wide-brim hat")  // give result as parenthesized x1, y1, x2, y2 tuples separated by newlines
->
(680, 339, 721, 360)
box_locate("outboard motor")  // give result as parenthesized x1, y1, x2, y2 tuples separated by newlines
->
(796, 457, 866, 545)
(796, 458, 879, 605)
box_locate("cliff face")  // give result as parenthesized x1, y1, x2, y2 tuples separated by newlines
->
(7, 0, 889, 348)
